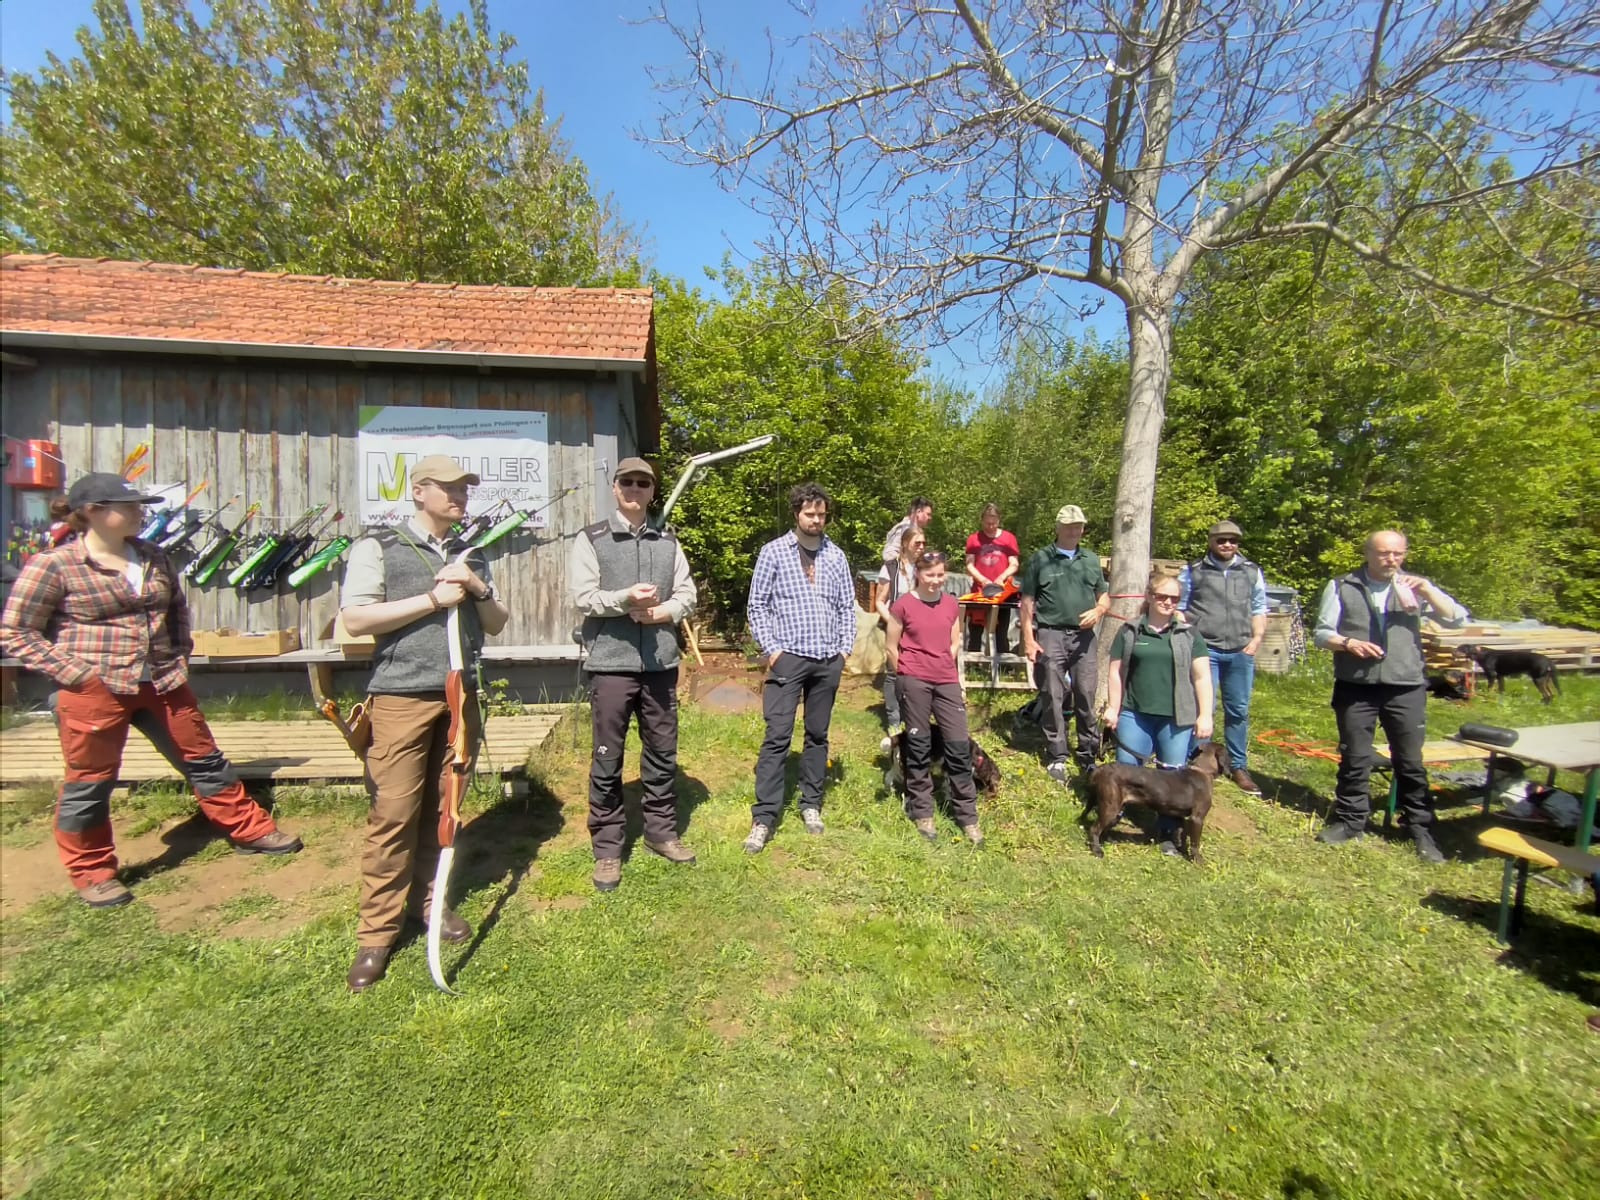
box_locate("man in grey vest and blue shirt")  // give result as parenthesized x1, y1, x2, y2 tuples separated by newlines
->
(339, 454, 510, 991)
(1178, 520, 1268, 795)
(570, 457, 698, 893)
(1312, 530, 1465, 863)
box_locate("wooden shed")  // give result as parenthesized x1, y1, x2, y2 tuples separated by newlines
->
(0, 254, 658, 670)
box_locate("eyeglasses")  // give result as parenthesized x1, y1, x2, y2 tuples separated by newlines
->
(1212, 537, 1239, 546)
(917, 550, 948, 565)
(1151, 593, 1181, 603)
(617, 477, 654, 490)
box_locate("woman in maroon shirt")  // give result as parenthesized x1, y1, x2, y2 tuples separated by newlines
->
(885, 549, 983, 845)
(0, 473, 300, 908)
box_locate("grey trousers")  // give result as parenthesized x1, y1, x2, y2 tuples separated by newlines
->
(1035, 626, 1100, 765)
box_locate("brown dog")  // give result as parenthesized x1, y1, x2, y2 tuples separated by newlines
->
(1086, 742, 1229, 863)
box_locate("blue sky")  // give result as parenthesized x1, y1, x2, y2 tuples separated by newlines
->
(0, 0, 1019, 390)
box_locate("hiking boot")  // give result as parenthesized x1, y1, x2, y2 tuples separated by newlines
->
(1231, 768, 1263, 796)
(593, 858, 622, 892)
(800, 807, 825, 835)
(1317, 823, 1365, 846)
(78, 879, 133, 908)
(645, 838, 697, 866)
(961, 824, 984, 846)
(346, 946, 390, 992)
(1411, 826, 1446, 865)
(1046, 758, 1069, 785)
(233, 829, 303, 856)
(913, 817, 938, 843)
(743, 823, 771, 855)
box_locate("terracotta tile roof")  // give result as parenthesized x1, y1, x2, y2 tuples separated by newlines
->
(0, 255, 653, 365)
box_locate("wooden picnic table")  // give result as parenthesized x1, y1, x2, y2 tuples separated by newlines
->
(1452, 721, 1600, 851)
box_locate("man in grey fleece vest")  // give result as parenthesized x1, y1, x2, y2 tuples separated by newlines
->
(569, 457, 698, 893)
(1312, 530, 1465, 863)
(338, 455, 509, 991)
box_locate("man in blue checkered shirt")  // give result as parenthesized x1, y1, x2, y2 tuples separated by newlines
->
(744, 482, 857, 853)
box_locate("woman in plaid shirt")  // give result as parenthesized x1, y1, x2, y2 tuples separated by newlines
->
(1, 473, 301, 908)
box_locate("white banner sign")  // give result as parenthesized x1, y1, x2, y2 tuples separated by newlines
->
(357, 405, 550, 527)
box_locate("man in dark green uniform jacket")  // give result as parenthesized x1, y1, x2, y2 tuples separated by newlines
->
(1019, 504, 1110, 780)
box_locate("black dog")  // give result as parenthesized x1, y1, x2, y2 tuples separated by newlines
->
(883, 722, 1001, 799)
(1458, 645, 1561, 704)
(1086, 742, 1229, 863)
(1425, 670, 1471, 702)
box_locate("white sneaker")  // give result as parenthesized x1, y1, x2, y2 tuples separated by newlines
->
(743, 823, 771, 854)
(1046, 758, 1069, 785)
(799, 807, 825, 835)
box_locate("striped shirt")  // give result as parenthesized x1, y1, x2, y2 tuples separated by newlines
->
(748, 531, 856, 660)
(1, 537, 193, 694)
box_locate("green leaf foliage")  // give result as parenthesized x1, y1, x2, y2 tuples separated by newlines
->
(654, 265, 956, 624)
(0, 0, 641, 286)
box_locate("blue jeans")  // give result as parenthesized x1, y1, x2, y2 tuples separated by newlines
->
(1207, 648, 1256, 770)
(1114, 710, 1194, 769)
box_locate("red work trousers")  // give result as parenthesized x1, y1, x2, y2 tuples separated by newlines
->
(53, 679, 277, 886)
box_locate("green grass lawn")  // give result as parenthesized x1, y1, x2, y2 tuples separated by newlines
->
(2, 663, 1596, 1198)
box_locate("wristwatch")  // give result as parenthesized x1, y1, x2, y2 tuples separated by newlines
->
(475, 583, 498, 603)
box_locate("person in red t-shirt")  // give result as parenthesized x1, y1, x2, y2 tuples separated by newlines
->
(963, 503, 1020, 652)
(886, 549, 983, 845)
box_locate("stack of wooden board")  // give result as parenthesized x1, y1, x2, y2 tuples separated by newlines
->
(0, 711, 565, 788)
(1423, 624, 1600, 673)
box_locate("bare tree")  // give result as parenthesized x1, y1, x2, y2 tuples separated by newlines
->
(650, 0, 1599, 617)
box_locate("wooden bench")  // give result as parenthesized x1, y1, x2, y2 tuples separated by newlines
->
(1475, 826, 1600, 944)
(1373, 740, 1494, 829)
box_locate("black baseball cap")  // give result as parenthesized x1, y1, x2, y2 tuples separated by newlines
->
(66, 472, 164, 508)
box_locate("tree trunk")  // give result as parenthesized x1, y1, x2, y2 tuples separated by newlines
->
(1095, 295, 1172, 704)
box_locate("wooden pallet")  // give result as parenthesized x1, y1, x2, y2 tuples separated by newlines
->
(1424, 625, 1600, 672)
(0, 712, 565, 788)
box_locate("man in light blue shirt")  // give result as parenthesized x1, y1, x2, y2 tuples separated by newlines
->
(1178, 520, 1269, 794)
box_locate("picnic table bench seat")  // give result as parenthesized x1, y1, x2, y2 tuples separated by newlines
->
(1475, 826, 1600, 944)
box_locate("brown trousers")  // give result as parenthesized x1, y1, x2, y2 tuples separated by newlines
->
(358, 692, 479, 948)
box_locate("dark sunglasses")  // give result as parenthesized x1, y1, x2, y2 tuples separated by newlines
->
(1212, 536, 1239, 545)
(1151, 592, 1181, 603)
(917, 550, 948, 565)
(617, 476, 654, 490)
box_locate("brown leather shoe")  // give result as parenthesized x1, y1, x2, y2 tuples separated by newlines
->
(644, 838, 697, 865)
(347, 946, 391, 992)
(233, 829, 304, 855)
(1230, 768, 1262, 796)
(410, 909, 472, 943)
(78, 879, 134, 908)
(913, 817, 938, 843)
(593, 858, 622, 892)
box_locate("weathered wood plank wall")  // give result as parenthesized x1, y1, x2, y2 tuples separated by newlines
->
(2, 353, 635, 650)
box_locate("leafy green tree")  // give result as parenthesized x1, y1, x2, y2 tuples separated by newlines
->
(654, 265, 955, 625)
(1164, 160, 1600, 626)
(1, 0, 640, 285)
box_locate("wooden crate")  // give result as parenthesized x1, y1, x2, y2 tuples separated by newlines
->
(191, 629, 301, 659)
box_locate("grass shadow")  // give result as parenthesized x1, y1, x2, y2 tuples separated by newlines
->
(1421, 890, 1600, 1006)
(618, 772, 715, 854)
(120, 812, 227, 885)
(446, 773, 569, 983)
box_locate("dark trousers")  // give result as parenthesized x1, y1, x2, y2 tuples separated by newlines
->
(1035, 626, 1100, 765)
(753, 652, 842, 827)
(896, 676, 978, 825)
(965, 606, 1012, 652)
(53, 680, 276, 887)
(1332, 681, 1431, 830)
(588, 670, 680, 859)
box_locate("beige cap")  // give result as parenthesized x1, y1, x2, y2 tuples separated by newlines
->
(1055, 504, 1087, 526)
(613, 456, 657, 482)
(410, 454, 480, 486)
